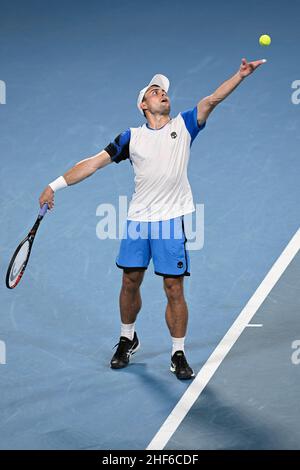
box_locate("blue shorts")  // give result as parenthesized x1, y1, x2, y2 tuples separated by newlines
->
(116, 216, 190, 277)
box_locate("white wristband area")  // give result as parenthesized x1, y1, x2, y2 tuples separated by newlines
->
(49, 176, 68, 192)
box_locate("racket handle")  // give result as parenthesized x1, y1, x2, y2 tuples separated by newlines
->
(39, 203, 48, 217)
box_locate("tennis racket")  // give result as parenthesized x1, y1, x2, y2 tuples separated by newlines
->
(6, 203, 48, 289)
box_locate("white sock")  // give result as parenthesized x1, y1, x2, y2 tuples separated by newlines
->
(121, 322, 135, 341)
(171, 336, 185, 356)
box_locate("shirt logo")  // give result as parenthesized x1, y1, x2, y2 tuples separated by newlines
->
(171, 132, 177, 139)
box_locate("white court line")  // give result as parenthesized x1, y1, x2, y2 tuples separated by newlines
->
(147, 228, 300, 450)
(246, 324, 263, 327)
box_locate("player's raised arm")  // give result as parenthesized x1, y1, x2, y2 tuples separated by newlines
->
(39, 149, 112, 209)
(196, 58, 267, 125)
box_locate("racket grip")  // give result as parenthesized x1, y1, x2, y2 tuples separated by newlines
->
(39, 203, 48, 217)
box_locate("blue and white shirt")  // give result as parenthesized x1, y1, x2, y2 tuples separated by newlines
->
(105, 106, 205, 222)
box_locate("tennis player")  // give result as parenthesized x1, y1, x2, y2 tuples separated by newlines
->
(39, 58, 265, 379)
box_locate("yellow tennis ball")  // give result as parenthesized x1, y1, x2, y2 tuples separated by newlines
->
(259, 34, 271, 46)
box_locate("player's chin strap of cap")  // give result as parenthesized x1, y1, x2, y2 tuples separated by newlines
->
(49, 176, 68, 192)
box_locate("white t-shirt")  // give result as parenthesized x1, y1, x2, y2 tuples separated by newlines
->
(105, 106, 206, 222)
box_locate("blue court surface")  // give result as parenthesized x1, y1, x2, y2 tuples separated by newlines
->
(0, 0, 299, 450)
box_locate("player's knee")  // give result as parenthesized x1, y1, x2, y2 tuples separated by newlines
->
(164, 278, 184, 303)
(122, 270, 144, 293)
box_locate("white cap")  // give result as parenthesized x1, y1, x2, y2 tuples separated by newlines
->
(137, 74, 170, 115)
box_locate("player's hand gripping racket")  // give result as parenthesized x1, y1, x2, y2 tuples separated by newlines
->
(6, 203, 48, 289)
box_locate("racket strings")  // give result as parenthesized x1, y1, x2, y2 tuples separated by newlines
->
(8, 241, 30, 287)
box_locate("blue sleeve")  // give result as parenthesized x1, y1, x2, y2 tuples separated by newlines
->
(104, 129, 131, 163)
(181, 106, 206, 145)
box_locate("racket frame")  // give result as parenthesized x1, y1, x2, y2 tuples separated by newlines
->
(5, 204, 48, 289)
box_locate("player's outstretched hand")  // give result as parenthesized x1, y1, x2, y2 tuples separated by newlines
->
(239, 58, 266, 78)
(39, 186, 55, 210)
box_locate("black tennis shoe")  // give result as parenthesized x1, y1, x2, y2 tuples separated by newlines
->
(170, 351, 195, 380)
(110, 332, 140, 369)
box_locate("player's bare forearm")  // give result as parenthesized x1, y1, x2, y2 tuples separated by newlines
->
(63, 150, 112, 185)
(196, 73, 243, 125)
(211, 71, 244, 105)
(39, 150, 112, 209)
(197, 58, 266, 125)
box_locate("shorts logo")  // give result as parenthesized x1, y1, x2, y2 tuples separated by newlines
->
(171, 132, 177, 139)
(177, 261, 183, 269)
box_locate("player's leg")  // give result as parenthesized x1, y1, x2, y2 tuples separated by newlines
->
(163, 275, 187, 339)
(111, 219, 150, 369)
(151, 216, 195, 379)
(120, 268, 145, 326)
(111, 268, 146, 370)
(163, 276, 194, 379)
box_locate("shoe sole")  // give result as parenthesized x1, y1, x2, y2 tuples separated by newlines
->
(110, 341, 140, 369)
(170, 364, 195, 380)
